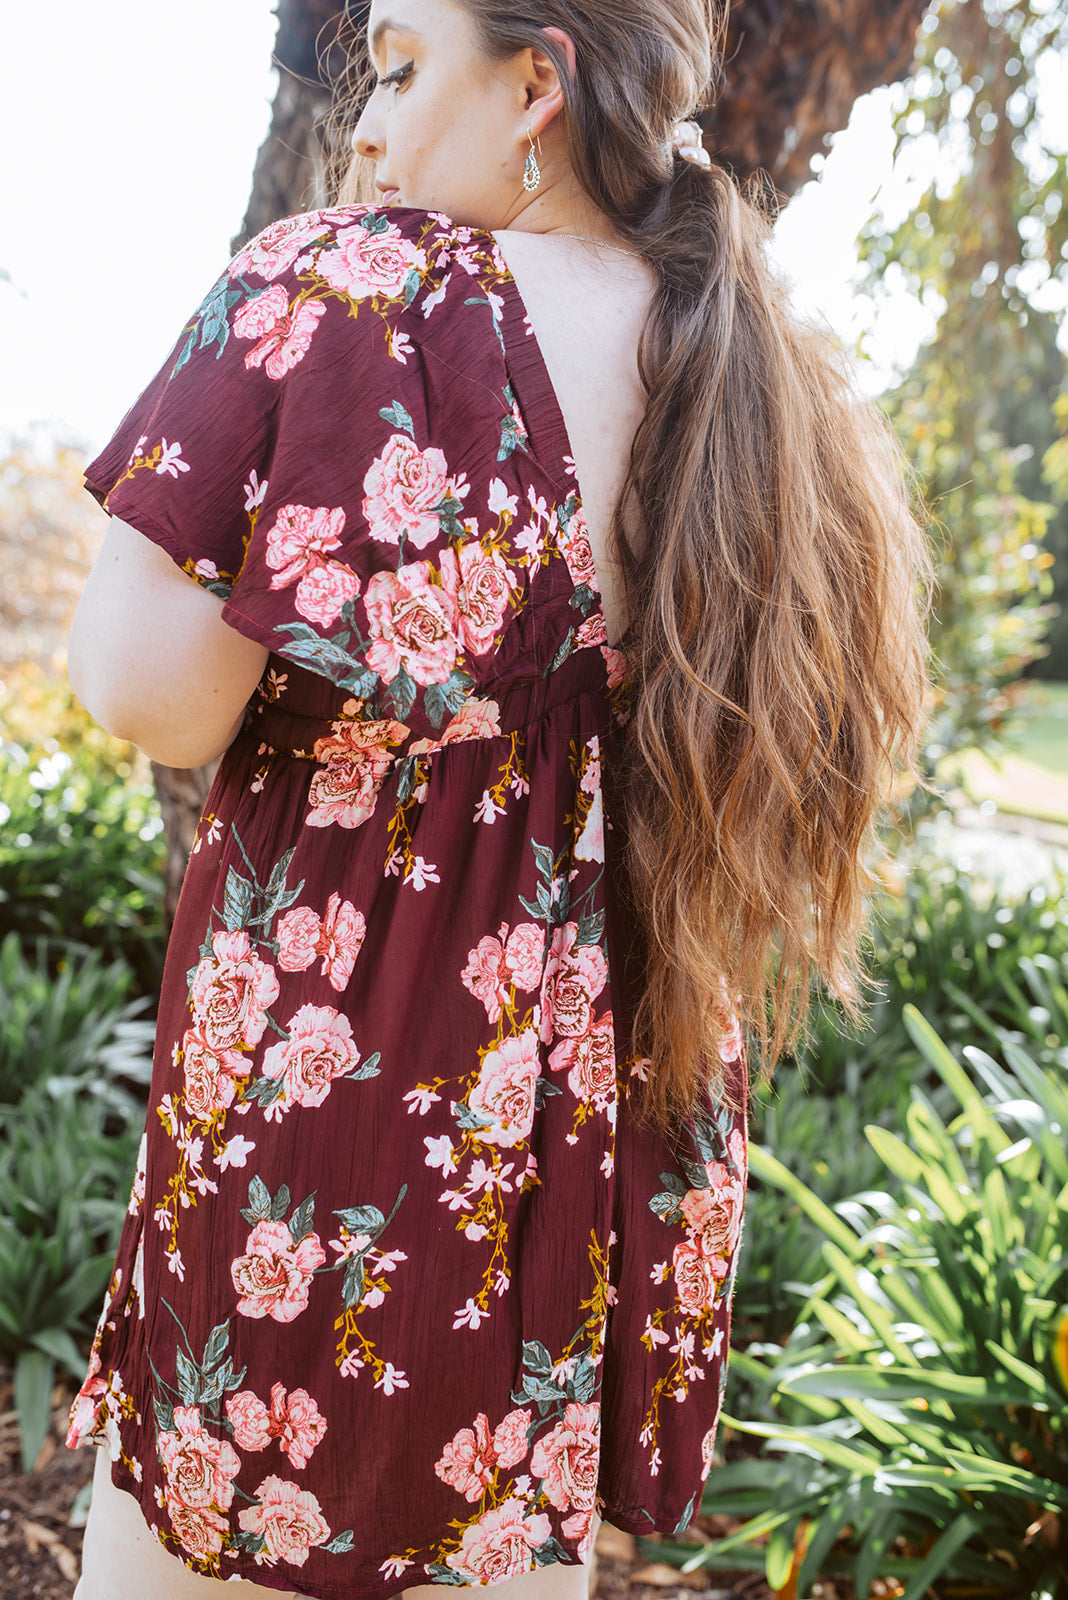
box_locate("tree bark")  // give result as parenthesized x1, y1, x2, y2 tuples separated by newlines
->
(154, 0, 929, 919)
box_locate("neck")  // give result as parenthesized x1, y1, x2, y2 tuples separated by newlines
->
(501, 171, 627, 250)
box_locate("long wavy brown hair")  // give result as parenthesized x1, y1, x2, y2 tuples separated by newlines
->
(326, 0, 930, 1133)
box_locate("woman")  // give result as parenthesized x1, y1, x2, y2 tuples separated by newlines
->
(67, 0, 928, 1596)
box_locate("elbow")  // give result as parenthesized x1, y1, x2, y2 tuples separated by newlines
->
(67, 651, 241, 769)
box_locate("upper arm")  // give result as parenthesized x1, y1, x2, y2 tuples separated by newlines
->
(69, 516, 268, 768)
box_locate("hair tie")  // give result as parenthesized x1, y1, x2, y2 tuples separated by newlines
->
(671, 119, 711, 169)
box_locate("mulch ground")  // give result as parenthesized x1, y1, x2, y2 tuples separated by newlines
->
(0, 1367, 789, 1600)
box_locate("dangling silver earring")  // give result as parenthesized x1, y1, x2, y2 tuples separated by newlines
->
(523, 128, 541, 193)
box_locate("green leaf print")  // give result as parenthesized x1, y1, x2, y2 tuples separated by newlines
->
(657, 1170, 688, 1197)
(175, 1346, 199, 1407)
(396, 755, 420, 803)
(289, 1194, 317, 1243)
(172, 328, 197, 378)
(569, 1356, 597, 1402)
(533, 1078, 562, 1107)
(533, 1535, 571, 1566)
(272, 621, 375, 693)
(325, 1530, 356, 1554)
(269, 1183, 292, 1222)
(424, 666, 476, 730)
(352, 1053, 382, 1081)
(385, 665, 417, 722)
(543, 628, 575, 677)
(202, 1321, 230, 1369)
(521, 1339, 553, 1375)
(222, 865, 255, 932)
(673, 1494, 698, 1536)
(569, 583, 597, 615)
(402, 267, 422, 307)
(341, 1257, 366, 1312)
(333, 1203, 384, 1234)
(649, 1192, 684, 1224)
(359, 211, 391, 236)
(154, 1395, 176, 1435)
(498, 412, 525, 462)
(434, 494, 466, 542)
(574, 911, 605, 947)
(424, 1564, 467, 1585)
(379, 400, 415, 437)
(241, 1175, 272, 1224)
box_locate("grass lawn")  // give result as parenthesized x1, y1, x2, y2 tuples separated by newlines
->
(950, 681, 1068, 825)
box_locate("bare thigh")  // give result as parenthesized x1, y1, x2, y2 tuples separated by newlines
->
(74, 1448, 309, 1600)
(76, 1448, 598, 1600)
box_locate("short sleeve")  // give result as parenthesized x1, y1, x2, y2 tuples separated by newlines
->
(85, 205, 472, 658)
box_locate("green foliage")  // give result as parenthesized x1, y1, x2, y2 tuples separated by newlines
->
(736, 858, 1068, 1349)
(0, 932, 155, 1108)
(676, 1008, 1068, 1597)
(0, 933, 151, 1471)
(859, 0, 1067, 757)
(0, 736, 166, 996)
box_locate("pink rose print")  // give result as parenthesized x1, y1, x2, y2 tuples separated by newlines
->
(227, 1385, 327, 1469)
(729, 1126, 747, 1173)
(680, 1161, 745, 1267)
(439, 543, 516, 654)
(233, 284, 288, 341)
(574, 789, 604, 864)
(556, 506, 598, 589)
(264, 503, 346, 587)
(295, 562, 361, 627)
(444, 1498, 552, 1582)
(167, 1497, 229, 1558)
(182, 1027, 248, 1120)
(306, 716, 404, 831)
(364, 562, 460, 686)
(530, 1402, 600, 1512)
(439, 697, 501, 743)
(602, 644, 628, 686)
(238, 1474, 332, 1568)
(315, 220, 425, 301)
(492, 1408, 532, 1470)
(461, 931, 510, 1024)
(671, 1237, 721, 1315)
(435, 1412, 497, 1502)
(362, 433, 453, 551)
(467, 1029, 540, 1148)
(159, 1405, 241, 1512)
(580, 736, 601, 796)
(503, 923, 546, 992)
(539, 924, 608, 1044)
(230, 213, 330, 280)
(716, 1005, 745, 1064)
(277, 896, 366, 991)
(235, 289, 326, 379)
(575, 613, 608, 649)
(561, 1507, 597, 1558)
(276, 906, 322, 972)
(190, 931, 279, 1052)
(260, 1003, 360, 1114)
(231, 1219, 327, 1322)
(318, 893, 367, 990)
(226, 1389, 272, 1451)
(548, 1013, 616, 1108)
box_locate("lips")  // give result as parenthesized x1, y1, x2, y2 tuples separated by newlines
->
(376, 186, 401, 205)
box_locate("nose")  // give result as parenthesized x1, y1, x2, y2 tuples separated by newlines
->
(352, 99, 383, 160)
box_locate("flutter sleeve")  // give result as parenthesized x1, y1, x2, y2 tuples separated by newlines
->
(84, 205, 458, 670)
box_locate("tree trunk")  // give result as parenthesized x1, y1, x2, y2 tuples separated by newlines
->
(153, 0, 929, 920)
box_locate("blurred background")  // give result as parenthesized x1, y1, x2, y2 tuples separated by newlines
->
(2, 2, 1068, 1596)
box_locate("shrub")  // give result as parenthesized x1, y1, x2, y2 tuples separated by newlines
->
(0, 737, 166, 997)
(0, 934, 153, 1472)
(668, 1008, 1068, 1598)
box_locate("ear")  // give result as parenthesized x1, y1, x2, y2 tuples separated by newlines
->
(519, 26, 576, 138)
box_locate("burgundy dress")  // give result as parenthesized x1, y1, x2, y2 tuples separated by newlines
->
(67, 206, 748, 1599)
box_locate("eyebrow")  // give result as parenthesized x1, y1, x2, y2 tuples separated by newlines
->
(369, 17, 421, 59)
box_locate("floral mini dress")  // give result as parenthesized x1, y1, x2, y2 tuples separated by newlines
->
(67, 205, 749, 1600)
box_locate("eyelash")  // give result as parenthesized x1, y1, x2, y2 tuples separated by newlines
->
(376, 59, 414, 91)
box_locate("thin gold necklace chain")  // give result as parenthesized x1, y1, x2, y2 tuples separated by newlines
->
(550, 232, 641, 258)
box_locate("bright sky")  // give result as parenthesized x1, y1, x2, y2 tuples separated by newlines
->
(0, 0, 934, 453)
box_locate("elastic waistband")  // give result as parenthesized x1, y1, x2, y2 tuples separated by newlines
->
(248, 647, 625, 763)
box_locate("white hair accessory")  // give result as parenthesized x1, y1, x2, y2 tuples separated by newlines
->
(672, 119, 712, 168)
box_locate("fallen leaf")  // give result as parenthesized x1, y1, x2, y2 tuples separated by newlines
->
(632, 1561, 711, 1588)
(21, 1517, 79, 1583)
(596, 1523, 639, 1562)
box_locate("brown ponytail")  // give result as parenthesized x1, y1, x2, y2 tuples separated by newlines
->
(334, 0, 930, 1132)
